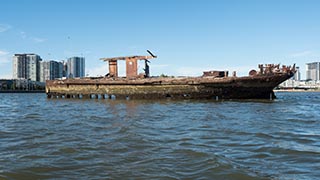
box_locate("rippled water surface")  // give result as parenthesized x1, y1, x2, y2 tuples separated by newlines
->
(0, 92, 320, 179)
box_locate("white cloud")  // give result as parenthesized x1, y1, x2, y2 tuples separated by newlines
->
(0, 24, 11, 33)
(19, 31, 46, 43)
(0, 50, 9, 56)
(0, 57, 9, 64)
(0, 50, 10, 66)
(0, 50, 13, 79)
(31, 37, 47, 43)
(290, 51, 312, 58)
(20, 31, 27, 39)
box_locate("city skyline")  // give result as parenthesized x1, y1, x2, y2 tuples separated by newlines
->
(12, 53, 85, 83)
(2, 0, 320, 79)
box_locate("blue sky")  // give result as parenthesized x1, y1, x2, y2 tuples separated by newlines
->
(1, 0, 320, 79)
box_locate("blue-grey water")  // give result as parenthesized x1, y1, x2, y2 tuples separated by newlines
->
(0, 92, 319, 180)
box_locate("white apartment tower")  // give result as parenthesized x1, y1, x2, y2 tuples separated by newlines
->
(40, 61, 63, 82)
(306, 62, 320, 81)
(12, 54, 42, 81)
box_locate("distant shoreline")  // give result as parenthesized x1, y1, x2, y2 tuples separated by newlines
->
(0, 90, 45, 93)
(274, 89, 320, 92)
(1, 89, 319, 94)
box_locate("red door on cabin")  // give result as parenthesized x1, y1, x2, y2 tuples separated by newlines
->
(126, 58, 138, 78)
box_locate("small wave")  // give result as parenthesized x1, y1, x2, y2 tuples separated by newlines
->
(23, 113, 41, 119)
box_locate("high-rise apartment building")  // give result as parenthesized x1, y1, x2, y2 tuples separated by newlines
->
(12, 54, 42, 81)
(67, 57, 85, 78)
(293, 66, 300, 81)
(40, 60, 63, 82)
(306, 62, 320, 81)
(40, 61, 50, 82)
(62, 61, 68, 78)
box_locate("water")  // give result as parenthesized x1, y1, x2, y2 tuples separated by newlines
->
(0, 92, 319, 180)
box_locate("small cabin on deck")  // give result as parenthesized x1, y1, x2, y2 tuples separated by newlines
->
(100, 51, 157, 79)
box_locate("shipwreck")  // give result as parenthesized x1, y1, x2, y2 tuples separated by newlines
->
(46, 51, 296, 100)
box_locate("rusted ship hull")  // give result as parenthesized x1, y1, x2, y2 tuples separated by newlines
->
(46, 72, 294, 100)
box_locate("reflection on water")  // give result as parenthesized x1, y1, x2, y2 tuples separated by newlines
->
(0, 92, 319, 179)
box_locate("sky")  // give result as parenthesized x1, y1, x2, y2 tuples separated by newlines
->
(1, 0, 320, 79)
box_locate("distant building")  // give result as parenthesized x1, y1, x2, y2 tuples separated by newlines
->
(62, 61, 68, 78)
(0, 79, 45, 91)
(0, 79, 14, 90)
(293, 66, 301, 81)
(40, 60, 63, 82)
(40, 61, 50, 82)
(67, 57, 85, 78)
(52, 61, 63, 79)
(306, 62, 320, 81)
(12, 54, 42, 81)
(280, 66, 301, 88)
